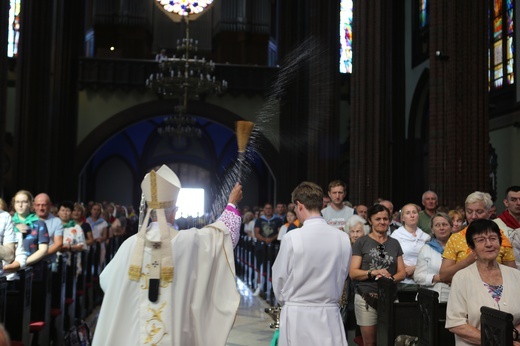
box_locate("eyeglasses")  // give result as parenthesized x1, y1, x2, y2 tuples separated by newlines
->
(377, 244, 386, 258)
(433, 222, 451, 228)
(472, 235, 499, 245)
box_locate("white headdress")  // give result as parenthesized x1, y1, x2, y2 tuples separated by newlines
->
(128, 165, 181, 302)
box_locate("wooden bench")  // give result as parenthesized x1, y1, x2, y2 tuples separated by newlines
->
(50, 255, 67, 346)
(31, 260, 53, 346)
(75, 250, 88, 320)
(85, 244, 95, 314)
(64, 253, 78, 331)
(266, 243, 279, 306)
(480, 306, 513, 346)
(92, 243, 102, 306)
(0, 276, 7, 323)
(5, 267, 33, 346)
(417, 287, 454, 346)
(377, 278, 420, 346)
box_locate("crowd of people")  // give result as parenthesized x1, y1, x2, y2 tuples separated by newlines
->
(0, 190, 148, 343)
(238, 182, 520, 346)
(0, 180, 518, 345)
(0, 195, 141, 274)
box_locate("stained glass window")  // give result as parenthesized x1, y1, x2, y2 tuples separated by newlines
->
(419, 0, 428, 29)
(490, 0, 514, 89)
(339, 0, 353, 73)
(413, 0, 429, 66)
(7, 0, 21, 57)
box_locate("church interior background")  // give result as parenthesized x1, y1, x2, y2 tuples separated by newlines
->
(1, 0, 519, 216)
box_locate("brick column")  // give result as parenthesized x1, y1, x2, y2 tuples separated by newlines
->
(429, 0, 489, 206)
(14, 0, 84, 199)
(349, 1, 404, 204)
(277, 0, 340, 199)
(0, 0, 8, 196)
(306, 0, 340, 187)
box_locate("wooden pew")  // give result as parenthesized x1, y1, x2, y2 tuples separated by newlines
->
(266, 242, 279, 306)
(50, 255, 66, 346)
(85, 244, 95, 314)
(247, 237, 255, 287)
(75, 250, 88, 320)
(31, 260, 53, 346)
(480, 306, 513, 346)
(0, 276, 7, 323)
(376, 278, 420, 346)
(234, 235, 243, 280)
(92, 243, 102, 306)
(417, 288, 454, 346)
(255, 242, 268, 298)
(64, 253, 78, 331)
(5, 267, 33, 346)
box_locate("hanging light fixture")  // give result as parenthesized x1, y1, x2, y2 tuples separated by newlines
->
(148, 0, 226, 137)
(153, 0, 214, 22)
(155, 0, 214, 18)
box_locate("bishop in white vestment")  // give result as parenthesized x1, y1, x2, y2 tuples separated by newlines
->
(92, 165, 242, 346)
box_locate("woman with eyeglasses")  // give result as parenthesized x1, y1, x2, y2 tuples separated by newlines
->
(414, 212, 452, 302)
(446, 219, 520, 345)
(349, 204, 406, 346)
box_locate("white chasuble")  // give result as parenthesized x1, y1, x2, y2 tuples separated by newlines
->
(92, 220, 240, 346)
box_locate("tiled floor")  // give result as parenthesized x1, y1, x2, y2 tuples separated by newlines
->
(87, 279, 278, 345)
(226, 279, 277, 346)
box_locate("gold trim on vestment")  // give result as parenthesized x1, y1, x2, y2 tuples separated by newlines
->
(129, 264, 142, 281)
(161, 267, 174, 283)
(146, 200, 174, 209)
(150, 171, 158, 202)
(147, 170, 175, 209)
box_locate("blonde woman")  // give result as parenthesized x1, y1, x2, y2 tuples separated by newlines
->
(414, 212, 452, 302)
(391, 203, 431, 284)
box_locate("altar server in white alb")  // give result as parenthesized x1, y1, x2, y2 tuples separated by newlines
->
(272, 181, 352, 346)
(92, 165, 243, 346)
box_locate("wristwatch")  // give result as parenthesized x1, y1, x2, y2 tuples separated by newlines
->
(367, 270, 373, 279)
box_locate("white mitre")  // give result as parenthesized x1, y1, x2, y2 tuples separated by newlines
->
(141, 164, 181, 210)
(128, 165, 182, 298)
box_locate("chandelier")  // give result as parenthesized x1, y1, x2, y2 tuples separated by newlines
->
(154, 0, 214, 20)
(147, 1, 226, 137)
(156, 105, 203, 137)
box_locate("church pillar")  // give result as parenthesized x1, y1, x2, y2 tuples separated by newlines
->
(306, 1, 341, 189)
(277, 0, 340, 199)
(14, 0, 84, 200)
(0, 0, 9, 196)
(429, 0, 488, 206)
(349, 1, 405, 205)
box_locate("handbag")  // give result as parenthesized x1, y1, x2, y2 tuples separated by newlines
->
(357, 287, 378, 310)
(394, 334, 419, 346)
(340, 303, 348, 323)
